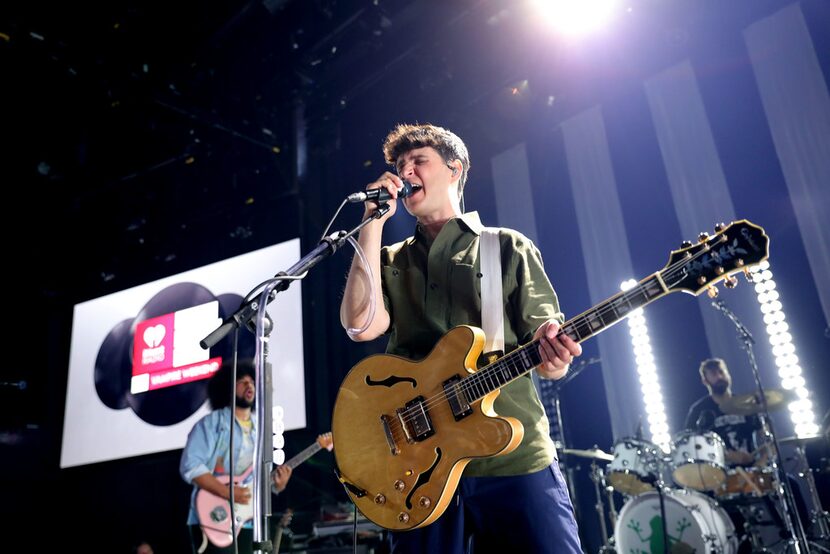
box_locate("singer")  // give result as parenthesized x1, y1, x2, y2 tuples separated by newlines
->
(339, 123, 583, 554)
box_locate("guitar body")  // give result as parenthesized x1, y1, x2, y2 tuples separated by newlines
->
(332, 325, 524, 531)
(196, 472, 253, 548)
(195, 433, 332, 547)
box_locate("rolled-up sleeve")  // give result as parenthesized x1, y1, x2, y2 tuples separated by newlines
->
(180, 418, 214, 484)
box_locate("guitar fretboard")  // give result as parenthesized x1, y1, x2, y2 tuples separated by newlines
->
(464, 273, 666, 402)
(284, 440, 325, 470)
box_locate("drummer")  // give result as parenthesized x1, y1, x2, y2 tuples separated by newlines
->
(684, 358, 764, 467)
(685, 358, 814, 543)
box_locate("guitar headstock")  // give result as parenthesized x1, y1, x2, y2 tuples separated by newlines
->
(661, 220, 769, 296)
(318, 432, 334, 452)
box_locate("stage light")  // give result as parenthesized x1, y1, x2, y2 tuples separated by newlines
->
(621, 279, 671, 451)
(749, 262, 818, 437)
(531, 0, 621, 36)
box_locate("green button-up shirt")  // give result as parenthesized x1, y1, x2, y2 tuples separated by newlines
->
(380, 211, 562, 476)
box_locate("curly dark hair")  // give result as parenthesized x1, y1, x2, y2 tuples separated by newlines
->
(208, 358, 256, 409)
(382, 123, 470, 198)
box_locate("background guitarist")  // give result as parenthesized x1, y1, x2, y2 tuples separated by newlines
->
(179, 359, 293, 554)
(340, 123, 584, 554)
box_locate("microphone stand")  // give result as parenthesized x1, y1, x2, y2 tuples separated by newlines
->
(199, 204, 391, 554)
(711, 299, 810, 554)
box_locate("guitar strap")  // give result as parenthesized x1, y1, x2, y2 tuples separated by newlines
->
(480, 227, 505, 356)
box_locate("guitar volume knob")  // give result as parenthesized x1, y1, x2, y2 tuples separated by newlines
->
(394, 480, 406, 491)
(418, 496, 431, 508)
(374, 493, 386, 505)
(398, 512, 410, 523)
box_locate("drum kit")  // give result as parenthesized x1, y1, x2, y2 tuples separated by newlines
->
(562, 390, 829, 554)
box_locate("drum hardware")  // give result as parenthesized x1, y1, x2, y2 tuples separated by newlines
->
(586, 454, 618, 553)
(786, 437, 830, 545)
(711, 298, 812, 552)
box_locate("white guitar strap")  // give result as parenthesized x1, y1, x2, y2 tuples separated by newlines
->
(480, 227, 505, 354)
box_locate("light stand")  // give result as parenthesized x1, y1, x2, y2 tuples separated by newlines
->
(200, 204, 391, 554)
(711, 298, 811, 553)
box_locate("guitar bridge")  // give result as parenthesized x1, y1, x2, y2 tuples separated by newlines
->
(397, 396, 435, 443)
(380, 414, 400, 455)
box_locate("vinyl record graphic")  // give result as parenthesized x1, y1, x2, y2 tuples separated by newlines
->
(94, 318, 135, 410)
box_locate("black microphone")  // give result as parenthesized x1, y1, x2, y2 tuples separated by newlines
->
(347, 180, 414, 203)
(696, 410, 715, 432)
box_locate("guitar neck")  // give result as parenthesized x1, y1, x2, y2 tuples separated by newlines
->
(467, 272, 667, 401)
(283, 441, 323, 470)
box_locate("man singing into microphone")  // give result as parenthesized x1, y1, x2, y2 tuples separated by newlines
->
(340, 123, 583, 553)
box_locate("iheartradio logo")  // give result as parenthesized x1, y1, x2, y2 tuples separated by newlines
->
(143, 324, 166, 348)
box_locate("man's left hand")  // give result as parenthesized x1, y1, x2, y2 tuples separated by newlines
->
(272, 464, 293, 492)
(534, 320, 582, 380)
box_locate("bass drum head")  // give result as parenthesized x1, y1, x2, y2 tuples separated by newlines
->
(614, 488, 737, 554)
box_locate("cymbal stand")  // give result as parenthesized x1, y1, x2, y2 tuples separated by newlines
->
(712, 299, 810, 553)
(588, 458, 614, 553)
(604, 479, 618, 531)
(792, 442, 830, 549)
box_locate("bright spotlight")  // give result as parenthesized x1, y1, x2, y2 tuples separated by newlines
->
(749, 262, 818, 437)
(621, 279, 671, 452)
(531, 0, 621, 35)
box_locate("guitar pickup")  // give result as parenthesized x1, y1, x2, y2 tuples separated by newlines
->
(443, 374, 473, 421)
(397, 396, 435, 443)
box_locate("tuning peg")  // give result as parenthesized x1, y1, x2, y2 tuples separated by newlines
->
(698, 232, 710, 243)
(724, 275, 738, 289)
(743, 268, 755, 283)
(714, 222, 726, 233)
(707, 285, 719, 298)
(680, 240, 693, 249)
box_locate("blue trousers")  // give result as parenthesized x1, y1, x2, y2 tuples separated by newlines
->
(389, 462, 583, 554)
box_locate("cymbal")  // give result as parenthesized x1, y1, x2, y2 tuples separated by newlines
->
(776, 434, 825, 446)
(561, 447, 614, 462)
(718, 389, 793, 415)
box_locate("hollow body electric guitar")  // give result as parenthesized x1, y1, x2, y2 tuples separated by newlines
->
(197, 432, 333, 547)
(332, 220, 769, 531)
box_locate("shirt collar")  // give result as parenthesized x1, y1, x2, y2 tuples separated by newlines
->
(414, 211, 484, 243)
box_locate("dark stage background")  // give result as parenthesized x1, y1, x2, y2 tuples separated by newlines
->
(2, 1, 829, 552)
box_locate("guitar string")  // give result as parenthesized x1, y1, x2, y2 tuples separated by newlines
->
(388, 236, 742, 435)
(387, 234, 753, 435)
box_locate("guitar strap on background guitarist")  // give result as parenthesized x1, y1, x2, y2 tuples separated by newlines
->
(480, 227, 505, 359)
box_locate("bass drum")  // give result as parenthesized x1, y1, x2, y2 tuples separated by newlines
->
(615, 488, 738, 554)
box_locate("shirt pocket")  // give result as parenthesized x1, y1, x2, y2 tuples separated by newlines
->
(448, 262, 482, 328)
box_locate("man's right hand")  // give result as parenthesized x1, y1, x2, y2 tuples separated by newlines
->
(363, 172, 407, 222)
(725, 449, 754, 465)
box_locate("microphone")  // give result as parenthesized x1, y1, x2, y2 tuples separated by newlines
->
(696, 410, 715, 432)
(347, 180, 414, 203)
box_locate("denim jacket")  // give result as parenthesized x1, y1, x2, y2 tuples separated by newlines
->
(180, 407, 259, 526)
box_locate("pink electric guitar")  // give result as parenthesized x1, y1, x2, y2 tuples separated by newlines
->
(196, 432, 333, 547)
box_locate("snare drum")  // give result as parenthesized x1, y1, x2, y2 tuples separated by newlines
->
(715, 466, 777, 500)
(671, 430, 727, 491)
(607, 438, 663, 496)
